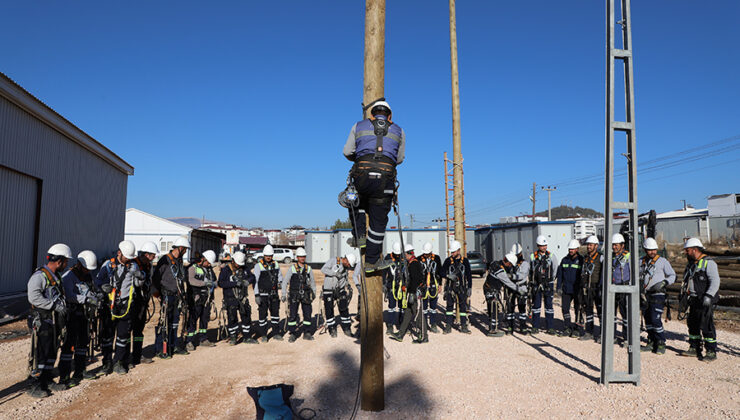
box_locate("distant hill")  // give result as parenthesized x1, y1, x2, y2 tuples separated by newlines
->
(168, 217, 225, 228)
(536, 205, 603, 219)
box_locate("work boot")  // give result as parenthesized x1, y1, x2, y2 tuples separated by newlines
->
(461, 324, 471, 334)
(560, 327, 572, 337)
(68, 376, 82, 388)
(570, 329, 581, 338)
(443, 324, 452, 334)
(139, 356, 154, 364)
(49, 379, 69, 392)
(640, 340, 654, 352)
(260, 336, 269, 343)
(385, 323, 394, 336)
(113, 362, 127, 375)
(346, 236, 366, 248)
(504, 326, 514, 335)
(288, 334, 298, 343)
(200, 339, 216, 348)
(545, 328, 557, 335)
(530, 327, 540, 335)
(174, 347, 189, 356)
(101, 361, 114, 374)
(229, 336, 238, 346)
(243, 337, 258, 344)
(655, 342, 666, 355)
(390, 331, 404, 342)
(429, 322, 439, 334)
(27, 383, 51, 399)
(272, 334, 284, 341)
(678, 346, 699, 357)
(342, 326, 353, 337)
(579, 332, 594, 341)
(519, 327, 530, 336)
(303, 332, 314, 341)
(156, 352, 172, 360)
(412, 336, 429, 344)
(703, 351, 717, 362)
(83, 369, 99, 380)
(487, 330, 505, 338)
(364, 259, 391, 274)
(329, 327, 338, 338)
(185, 342, 196, 352)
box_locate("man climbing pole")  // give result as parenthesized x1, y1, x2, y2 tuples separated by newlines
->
(342, 99, 406, 273)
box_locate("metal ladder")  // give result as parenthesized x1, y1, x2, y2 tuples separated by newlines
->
(601, 0, 641, 386)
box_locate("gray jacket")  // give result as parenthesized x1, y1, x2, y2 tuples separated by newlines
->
(282, 263, 317, 296)
(512, 260, 530, 287)
(62, 268, 93, 305)
(28, 266, 64, 311)
(640, 256, 676, 293)
(687, 257, 721, 297)
(97, 258, 141, 302)
(321, 259, 360, 292)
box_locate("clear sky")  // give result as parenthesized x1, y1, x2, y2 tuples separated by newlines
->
(3, 1, 739, 228)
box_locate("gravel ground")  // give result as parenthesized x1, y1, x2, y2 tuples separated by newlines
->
(1, 269, 738, 419)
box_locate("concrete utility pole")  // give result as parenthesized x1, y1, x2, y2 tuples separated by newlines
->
(360, 0, 385, 411)
(531, 183, 537, 219)
(542, 186, 557, 221)
(449, 0, 466, 253)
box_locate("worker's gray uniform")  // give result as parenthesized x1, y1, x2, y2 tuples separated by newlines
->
(321, 259, 360, 331)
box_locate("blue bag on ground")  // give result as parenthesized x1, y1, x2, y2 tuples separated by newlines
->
(247, 384, 294, 420)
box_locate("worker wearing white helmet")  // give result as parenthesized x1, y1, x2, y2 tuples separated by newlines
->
(609, 232, 631, 346)
(419, 242, 443, 333)
(153, 237, 189, 358)
(679, 237, 721, 361)
(639, 238, 676, 355)
(483, 253, 520, 337)
(342, 98, 406, 274)
(56, 250, 100, 388)
(556, 239, 584, 338)
(382, 242, 406, 335)
(441, 240, 473, 334)
(284, 247, 318, 342)
(390, 244, 428, 343)
(579, 235, 604, 342)
(184, 250, 219, 351)
(530, 235, 558, 335)
(26, 243, 73, 398)
(218, 251, 258, 345)
(253, 245, 286, 342)
(128, 241, 159, 366)
(508, 243, 531, 334)
(321, 254, 361, 338)
(95, 240, 144, 375)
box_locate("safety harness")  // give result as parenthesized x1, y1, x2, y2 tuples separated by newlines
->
(106, 258, 134, 320)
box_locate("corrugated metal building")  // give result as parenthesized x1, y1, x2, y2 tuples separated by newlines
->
(0, 73, 133, 299)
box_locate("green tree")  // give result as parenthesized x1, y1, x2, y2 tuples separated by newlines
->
(330, 218, 353, 230)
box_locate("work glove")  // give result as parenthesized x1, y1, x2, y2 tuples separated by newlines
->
(702, 294, 713, 308)
(281, 295, 287, 303)
(86, 295, 99, 307)
(518, 285, 527, 296)
(204, 279, 215, 288)
(134, 272, 145, 288)
(649, 280, 668, 293)
(467, 288, 472, 298)
(101, 283, 113, 294)
(53, 300, 68, 318)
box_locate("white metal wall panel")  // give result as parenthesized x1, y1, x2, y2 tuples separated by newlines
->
(0, 166, 38, 295)
(305, 232, 331, 265)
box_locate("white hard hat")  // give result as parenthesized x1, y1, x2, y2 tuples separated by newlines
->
(612, 233, 625, 244)
(422, 242, 433, 254)
(47, 243, 72, 259)
(139, 241, 159, 255)
(449, 240, 462, 253)
(404, 243, 414, 253)
(510, 243, 523, 255)
(345, 253, 357, 267)
(536, 235, 548, 246)
(643, 238, 658, 250)
(392, 242, 401, 255)
(568, 239, 581, 250)
(173, 237, 191, 248)
(263, 245, 274, 256)
(296, 247, 307, 257)
(684, 237, 703, 249)
(77, 250, 98, 270)
(586, 235, 599, 245)
(202, 250, 217, 265)
(504, 253, 518, 266)
(233, 251, 247, 266)
(371, 100, 392, 115)
(119, 240, 137, 259)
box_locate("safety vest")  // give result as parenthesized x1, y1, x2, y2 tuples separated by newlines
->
(289, 263, 312, 293)
(353, 118, 403, 162)
(685, 255, 714, 299)
(419, 254, 439, 299)
(612, 251, 631, 285)
(257, 259, 280, 294)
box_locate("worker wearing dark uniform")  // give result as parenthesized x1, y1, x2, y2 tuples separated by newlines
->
(611, 234, 630, 345)
(442, 240, 472, 334)
(186, 250, 218, 350)
(530, 235, 558, 335)
(579, 236, 603, 342)
(152, 237, 191, 358)
(343, 100, 406, 273)
(640, 238, 676, 354)
(419, 242, 442, 333)
(383, 242, 404, 335)
(484, 254, 519, 337)
(321, 254, 360, 338)
(97, 241, 143, 375)
(27, 244, 71, 398)
(679, 238, 720, 361)
(390, 245, 427, 343)
(57, 251, 99, 389)
(131, 241, 158, 366)
(557, 240, 583, 338)
(284, 248, 317, 342)
(509, 244, 531, 335)
(255, 245, 285, 342)
(219, 252, 257, 345)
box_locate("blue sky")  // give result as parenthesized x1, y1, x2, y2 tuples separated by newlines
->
(3, 1, 739, 228)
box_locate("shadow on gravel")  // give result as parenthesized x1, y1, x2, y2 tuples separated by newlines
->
(299, 349, 434, 417)
(514, 335, 600, 383)
(0, 379, 29, 406)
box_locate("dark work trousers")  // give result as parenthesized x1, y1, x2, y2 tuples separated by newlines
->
(385, 285, 402, 328)
(257, 294, 281, 337)
(98, 305, 114, 364)
(583, 290, 601, 335)
(324, 289, 351, 331)
(155, 294, 180, 356)
(187, 292, 209, 344)
(31, 313, 57, 388)
(506, 291, 527, 330)
(614, 293, 628, 340)
(130, 297, 148, 364)
(561, 293, 576, 330)
(445, 288, 469, 327)
(642, 293, 666, 345)
(348, 164, 395, 265)
(485, 291, 501, 331)
(687, 300, 717, 352)
(398, 294, 424, 340)
(531, 285, 554, 330)
(288, 297, 313, 335)
(226, 297, 252, 339)
(422, 294, 439, 326)
(112, 307, 132, 366)
(58, 307, 88, 380)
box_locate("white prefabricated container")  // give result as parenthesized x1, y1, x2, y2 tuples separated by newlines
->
(305, 231, 332, 265)
(475, 221, 575, 264)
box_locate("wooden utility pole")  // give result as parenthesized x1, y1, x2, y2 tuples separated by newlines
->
(449, 0, 466, 253)
(531, 182, 537, 219)
(360, 0, 385, 412)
